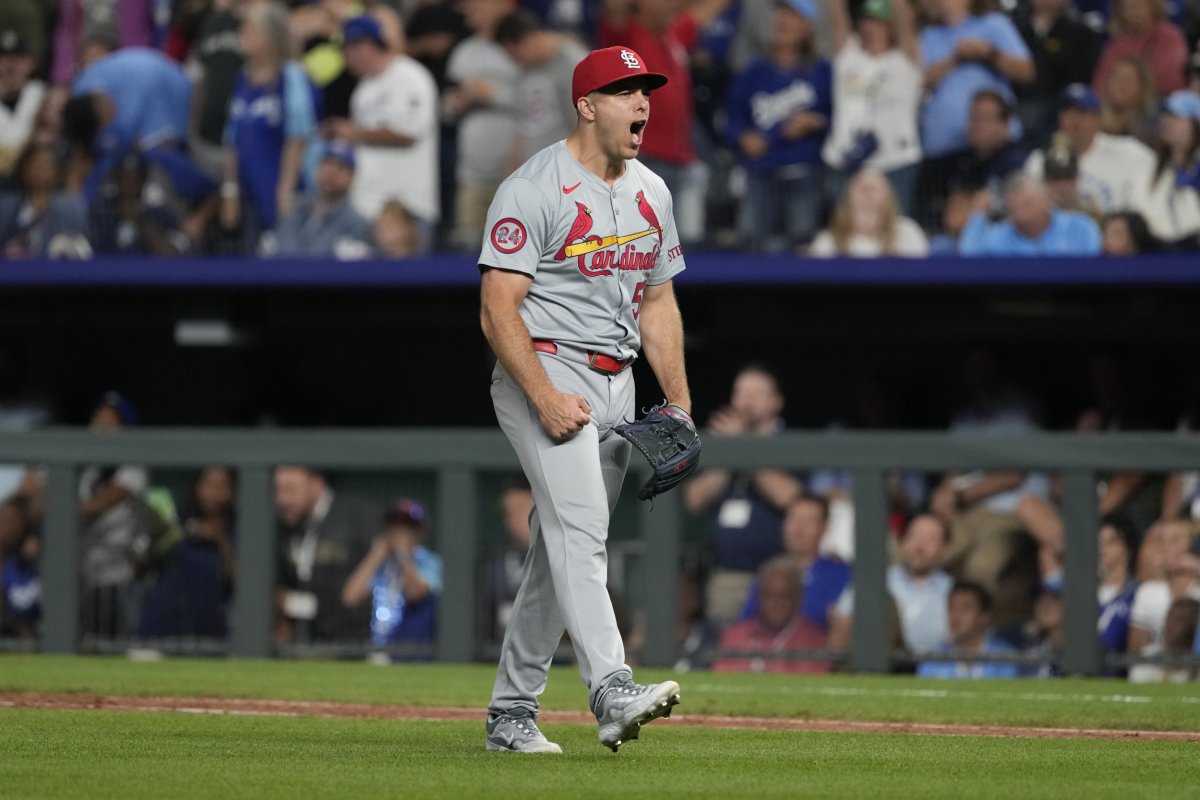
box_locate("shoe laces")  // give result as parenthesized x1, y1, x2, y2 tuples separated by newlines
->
(508, 715, 544, 739)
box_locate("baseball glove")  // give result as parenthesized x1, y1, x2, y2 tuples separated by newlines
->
(615, 403, 702, 501)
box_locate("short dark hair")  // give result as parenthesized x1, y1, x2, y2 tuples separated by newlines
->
(950, 580, 991, 613)
(903, 512, 951, 544)
(790, 493, 829, 522)
(62, 94, 101, 152)
(971, 89, 1012, 122)
(494, 10, 541, 46)
(1099, 511, 1141, 575)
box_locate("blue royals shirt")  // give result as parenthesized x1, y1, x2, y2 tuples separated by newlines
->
(917, 634, 1021, 679)
(739, 556, 851, 630)
(72, 48, 193, 198)
(225, 62, 317, 229)
(920, 14, 1030, 158)
(725, 56, 832, 173)
(370, 546, 443, 648)
(959, 210, 1102, 256)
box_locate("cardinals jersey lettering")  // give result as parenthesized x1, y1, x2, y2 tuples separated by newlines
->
(478, 141, 685, 360)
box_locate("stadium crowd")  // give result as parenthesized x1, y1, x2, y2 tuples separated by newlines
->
(2, 358, 1200, 681)
(1, 0, 1200, 257)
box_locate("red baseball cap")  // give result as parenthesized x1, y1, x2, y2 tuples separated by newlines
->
(571, 46, 669, 105)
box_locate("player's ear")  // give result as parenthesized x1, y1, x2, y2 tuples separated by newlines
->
(576, 94, 597, 122)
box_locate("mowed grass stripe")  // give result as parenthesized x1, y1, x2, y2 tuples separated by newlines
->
(2, 708, 1198, 800)
(2, 655, 1199, 732)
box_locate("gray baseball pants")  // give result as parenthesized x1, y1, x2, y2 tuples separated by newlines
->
(487, 346, 634, 717)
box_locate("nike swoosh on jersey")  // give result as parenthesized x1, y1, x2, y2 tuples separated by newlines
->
(562, 182, 582, 194)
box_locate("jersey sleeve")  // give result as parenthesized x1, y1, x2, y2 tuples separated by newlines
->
(646, 186, 684, 285)
(477, 176, 552, 276)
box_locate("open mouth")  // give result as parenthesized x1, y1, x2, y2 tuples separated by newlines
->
(630, 120, 647, 145)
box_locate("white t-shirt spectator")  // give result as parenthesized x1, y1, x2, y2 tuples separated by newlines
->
(350, 55, 440, 222)
(444, 37, 519, 186)
(0, 77, 45, 173)
(822, 37, 922, 173)
(1025, 132, 1156, 214)
(1129, 579, 1171, 648)
(1132, 167, 1200, 244)
(809, 218, 929, 257)
(78, 465, 149, 588)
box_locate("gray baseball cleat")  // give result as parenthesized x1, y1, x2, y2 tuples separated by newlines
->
(485, 713, 563, 754)
(594, 678, 681, 752)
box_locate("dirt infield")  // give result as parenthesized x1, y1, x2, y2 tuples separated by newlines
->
(3, 692, 1199, 742)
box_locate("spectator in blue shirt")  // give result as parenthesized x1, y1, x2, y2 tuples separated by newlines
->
(0, 496, 38, 638)
(1097, 513, 1140, 656)
(270, 139, 372, 259)
(917, 581, 1021, 679)
(739, 495, 851, 630)
(959, 173, 1102, 256)
(220, 2, 318, 249)
(917, 0, 1033, 227)
(63, 47, 213, 203)
(920, 0, 1034, 159)
(342, 499, 442, 653)
(724, 0, 831, 250)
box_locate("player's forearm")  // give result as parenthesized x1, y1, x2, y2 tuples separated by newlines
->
(481, 298, 557, 406)
(639, 283, 691, 413)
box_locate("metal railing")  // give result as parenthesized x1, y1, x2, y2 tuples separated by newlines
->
(3, 428, 1199, 675)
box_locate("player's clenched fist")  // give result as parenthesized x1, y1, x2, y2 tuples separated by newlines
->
(534, 390, 592, 441)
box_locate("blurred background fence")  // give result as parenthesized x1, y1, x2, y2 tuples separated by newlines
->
(4, 428, 1199, 675)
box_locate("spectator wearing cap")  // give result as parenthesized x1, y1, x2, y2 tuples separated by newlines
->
(63, 47, 213, 203)
(270, 139, 373, 259)
(917, 0, 1034, 225)
(494, 11, 586, 169)
(442, 0, 520, 251)
(724, 0, 831, 251)
(78, 391, 149, 641)
(342, 499, 443, 654)
(1041, 133, 1082, 212)
(273, 465, 382, 645)
(1132, 91, 1200, 248)
(0, 28, 44, 180)
(599, 0, 726, 245)
(1011, 0, 1101, 148)
(220, 3, 318, 249)
(1025, 84, 1156, 214)
(0, 140, 91, 259)
(1093, 0, 1188, 99)
(959, 173, 1101, 256)
(325, 14, 439, 253)
(947, 89, 1028, 217)
(822, 0, 923, 215)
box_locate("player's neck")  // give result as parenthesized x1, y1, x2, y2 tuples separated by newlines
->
(565, 133, 627, 185)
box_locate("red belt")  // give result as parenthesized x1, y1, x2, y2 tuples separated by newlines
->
(532, 340, 631, 375)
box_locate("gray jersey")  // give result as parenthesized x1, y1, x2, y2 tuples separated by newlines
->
(478, 141, 686, 360)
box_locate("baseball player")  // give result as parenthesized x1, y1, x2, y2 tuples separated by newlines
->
(478, 45, 692, 754)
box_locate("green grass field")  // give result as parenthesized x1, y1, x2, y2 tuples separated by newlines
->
(2, 656, 1199, 799)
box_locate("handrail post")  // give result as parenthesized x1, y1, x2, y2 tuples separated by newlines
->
(640, 490, 681, 668)
(42, 464, 79, 654)
(436, 466, 477, 662)
(230, 466, 274, 658)
(1061, 470, 1101, 676)
(849, 470, 889, 673)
